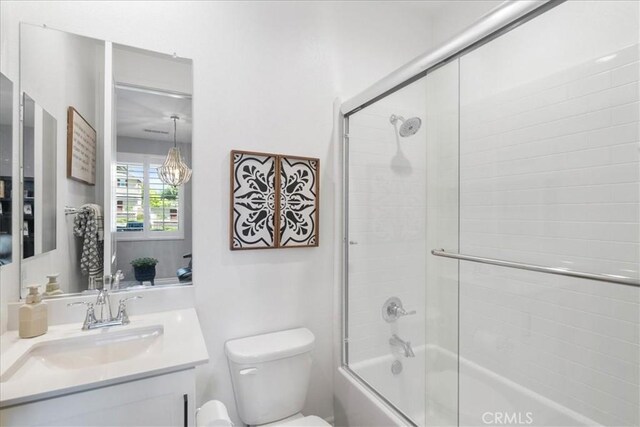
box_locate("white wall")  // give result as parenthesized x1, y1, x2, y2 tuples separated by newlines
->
(0, 1, 444, 424)
(458, 2, 639, 426)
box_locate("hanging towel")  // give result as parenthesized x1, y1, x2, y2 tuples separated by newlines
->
(73, 203, 104, 281)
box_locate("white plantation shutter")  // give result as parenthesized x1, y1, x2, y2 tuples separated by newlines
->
(116, 153, 184, 240)
(115, 162, 144, 233)
(149, 163, 180, 232)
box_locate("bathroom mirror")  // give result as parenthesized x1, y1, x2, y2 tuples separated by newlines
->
(20, 23, 106, 296)
(0, 73, 13, 266)
(18, 24, 193, 297)
(22, 93, 57, 259)
(112, 44, 193, 289)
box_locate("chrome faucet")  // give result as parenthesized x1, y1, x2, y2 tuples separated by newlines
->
(389, 334, 415, 358)
(96, 288, 113, 322)
(68, 294, 142, 330)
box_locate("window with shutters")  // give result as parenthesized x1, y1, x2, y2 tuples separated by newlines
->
(116, 153, 184, 240)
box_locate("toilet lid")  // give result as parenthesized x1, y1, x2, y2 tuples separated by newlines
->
(277, 416, 330, 427)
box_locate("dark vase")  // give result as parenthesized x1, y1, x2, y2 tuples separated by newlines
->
(134, 265, 156, 286)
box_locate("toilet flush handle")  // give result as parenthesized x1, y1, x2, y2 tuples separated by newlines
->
(239, 368, 258, 376)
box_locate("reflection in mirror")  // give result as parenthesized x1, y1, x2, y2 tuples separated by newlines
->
(22, 94, 57, 259)
(18, 24, 193, 297)
(20, 24, 105, 297)
(112, 45, 193, 289)
(0, 73, 13, 266)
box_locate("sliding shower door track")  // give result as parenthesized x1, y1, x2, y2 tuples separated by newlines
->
(431, 250, 639, 287)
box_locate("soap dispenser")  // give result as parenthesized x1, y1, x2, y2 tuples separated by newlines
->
(19, 285, 48, 338)
(44, 273, 63, 296)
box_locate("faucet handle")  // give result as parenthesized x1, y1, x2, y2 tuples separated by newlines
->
(116, 295, 142, 325)
(67, 301, 96, 330)
(67, 301, 94, 308)
(118, 295, 142, 305)
(398, 307, 417, 316)
(382, 297, 416, 322)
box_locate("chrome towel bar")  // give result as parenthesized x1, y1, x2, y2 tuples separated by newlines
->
(431, 249, 639, 287)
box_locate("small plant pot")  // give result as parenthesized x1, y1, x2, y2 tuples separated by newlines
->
(133, 265, 156, 286)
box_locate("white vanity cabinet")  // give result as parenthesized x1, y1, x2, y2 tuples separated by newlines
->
(1, 309, 208, 426)
(0, 368, 196, 427)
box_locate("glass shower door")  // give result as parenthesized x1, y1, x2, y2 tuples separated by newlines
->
(456, 1, 640, 426)
(345, 61, 461, 426)
(345, 76, 429, 425)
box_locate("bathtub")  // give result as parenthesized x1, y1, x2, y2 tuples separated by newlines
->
(334, 345, 597, 426)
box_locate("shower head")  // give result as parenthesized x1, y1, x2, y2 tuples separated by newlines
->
(389, 114, 422, 137)
(399, 117, 421, 137)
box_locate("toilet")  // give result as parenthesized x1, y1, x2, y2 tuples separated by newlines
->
(224, 328, 330, 427)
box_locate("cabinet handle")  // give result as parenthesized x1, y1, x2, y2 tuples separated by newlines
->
(184, 393, 188, 427)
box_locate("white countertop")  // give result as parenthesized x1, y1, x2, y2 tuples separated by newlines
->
(0, 308, 209, 408)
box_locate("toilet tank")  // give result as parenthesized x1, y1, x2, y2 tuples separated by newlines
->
(225, 328, 315, 426)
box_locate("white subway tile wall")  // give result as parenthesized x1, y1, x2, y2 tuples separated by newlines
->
(460, 43, 639, 277)
(458, 1, 639, 424)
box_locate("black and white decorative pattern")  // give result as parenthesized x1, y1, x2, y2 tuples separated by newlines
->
(231, 152, 276, 249)
(73, 204, 104, 281)
(279, 157, 318, 247)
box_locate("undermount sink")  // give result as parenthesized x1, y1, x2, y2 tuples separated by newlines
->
(1, 325, 163, 383)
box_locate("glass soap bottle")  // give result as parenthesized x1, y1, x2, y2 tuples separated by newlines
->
(19, 285, 48, 338)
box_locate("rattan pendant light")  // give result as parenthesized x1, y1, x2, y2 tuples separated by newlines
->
(158, 115, 192, 186)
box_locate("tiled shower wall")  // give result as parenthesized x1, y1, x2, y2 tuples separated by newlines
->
(458, 2, 639, 426)
(460, 43, 639, 277)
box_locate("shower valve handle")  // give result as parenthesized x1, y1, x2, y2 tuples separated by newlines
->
(389, 303, 416, 318)
(382, 297, 416, 322)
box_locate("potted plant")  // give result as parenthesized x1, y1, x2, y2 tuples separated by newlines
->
(131, 257, 158, 286)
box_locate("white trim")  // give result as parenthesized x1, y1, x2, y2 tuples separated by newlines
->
(340, 0, 551, 115)
(115, 152, 185, 241)
(104, 41, 114, 275)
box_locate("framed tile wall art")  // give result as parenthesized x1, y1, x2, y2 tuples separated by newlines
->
(230, 151, 277, 250)
(278, 155, 319, 248)
(230, 150, 319, 250)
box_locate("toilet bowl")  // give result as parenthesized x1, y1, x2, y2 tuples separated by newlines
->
(196, 404, 327, 427)
(197, 400, 234, 426)
(205, 328, 329, 427)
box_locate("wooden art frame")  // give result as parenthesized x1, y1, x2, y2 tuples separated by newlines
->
(67, 106, 97, 185)
(230, 150, 320, 250)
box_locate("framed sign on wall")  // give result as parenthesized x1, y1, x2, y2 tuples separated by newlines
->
(230, 150, 319, 250)
(67, 106, 96, 185)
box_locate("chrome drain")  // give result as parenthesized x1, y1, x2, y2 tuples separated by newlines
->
(391, 360, 403, 375)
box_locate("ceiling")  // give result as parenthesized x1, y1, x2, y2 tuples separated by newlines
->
(116, 86, 192, 144)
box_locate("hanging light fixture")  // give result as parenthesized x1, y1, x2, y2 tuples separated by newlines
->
(158, 115, 192, 186)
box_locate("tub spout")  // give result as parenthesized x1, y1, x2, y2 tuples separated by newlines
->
(389, 334, 415, 358)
